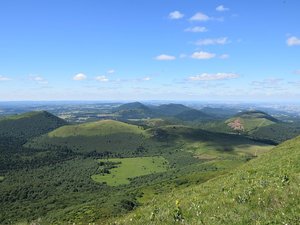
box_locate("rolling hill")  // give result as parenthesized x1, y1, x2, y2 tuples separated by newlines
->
(111, 135, 300, 225)
(225, 110, 278, 133)
(114, 102, 154, 119)
(0, 111, 67, 141)
(115, 102, 149, 112)
(115, 102, 214, 121)
(200, 110, 300, 144)
(25, 119, 156, 154)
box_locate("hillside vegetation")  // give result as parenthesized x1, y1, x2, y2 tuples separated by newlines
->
(1, 108, 296, 225)
(25, 120, 152, 154)
(152, 104, 191, 116)
(111, 135, 300, 225)
(201, 110, 300, 143)
(115, 102, 214, 122)
(0, 111, 67, 141)
(225, 110, 278, 133)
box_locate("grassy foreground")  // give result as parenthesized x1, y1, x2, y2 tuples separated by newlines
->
(108, 136, 300, 225)
(92, 157, 169, 186)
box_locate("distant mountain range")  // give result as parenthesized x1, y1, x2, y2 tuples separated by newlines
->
(114, 102, 215, 121)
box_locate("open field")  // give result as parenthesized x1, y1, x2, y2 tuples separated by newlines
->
(91, 156, 169, 186)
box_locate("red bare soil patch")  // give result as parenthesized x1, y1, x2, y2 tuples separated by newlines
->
(227, 118, 244, 132)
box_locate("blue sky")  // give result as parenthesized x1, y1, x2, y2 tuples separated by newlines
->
(0, 0, 300, 101)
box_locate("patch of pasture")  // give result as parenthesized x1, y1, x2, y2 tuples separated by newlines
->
(91, 156, 169, 186)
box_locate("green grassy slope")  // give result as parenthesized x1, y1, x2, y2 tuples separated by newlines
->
(0, 111, 67, 141)
(25, 120, 155, 154)
(47, 120, 144, 137)
(111, 136, 300, 225)
(249, 122, 300, 143)
(115, 102, 150, 112)
(114, 102, 154, 119)
(225, 110, 278, 133)
(201, 111, 300, 144)
(165, 126, 273, 171)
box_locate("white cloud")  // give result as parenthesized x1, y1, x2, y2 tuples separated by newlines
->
(107, 69, 115, 74)
(155, 54, 176, 61)
(0, 75, 11, 81)
(220, 54, 230, 59)
(29, 75, 48, 84)
(189, 73, 239, 81)
(195, 37, 229, 46)
(294, 70, 300, 75)
(190, 12, 210, 21)
(73, 73, 87, 81)
(95, 75, 109, 82)
(169, 11, 184, 19)
(191, 51, 216, 59)
(287, 36, 300, 46)
(184, 26, 207, 33)
(216, 5, 229, 12)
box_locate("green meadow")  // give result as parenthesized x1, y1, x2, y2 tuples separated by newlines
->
(91, 156, 169, 186)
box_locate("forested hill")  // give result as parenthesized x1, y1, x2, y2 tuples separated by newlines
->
(0, 111, 67, 141)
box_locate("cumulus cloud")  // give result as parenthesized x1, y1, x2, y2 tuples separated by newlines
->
(0, 75, 11, 81)
(189, 73, 239, 81)
(216, 5, 229, 12)
(184, 26, 207, 33)
(287, 36, 300, 46)
(73, 73, 87, 81)
(190, 12, 210, 21)
(191, 51, 216, 59)
(155, 54, 176, 61)
(169, 11, 184, 19)
(95, 75, 109, 82)
(195, 37, 229, 46)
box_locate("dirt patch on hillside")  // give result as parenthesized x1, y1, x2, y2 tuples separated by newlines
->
(194, 154, 218, 160)
(227, 118, 244, 132)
